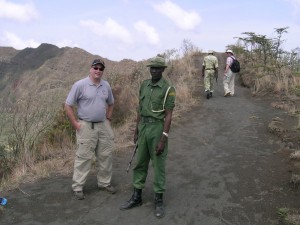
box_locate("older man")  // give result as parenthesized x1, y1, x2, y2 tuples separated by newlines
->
(65, 58, 116, 200)
(224, 49, 237, 97)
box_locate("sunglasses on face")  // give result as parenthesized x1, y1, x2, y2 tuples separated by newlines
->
(150, 67, 164, 71)
(93, 67, 104, 71)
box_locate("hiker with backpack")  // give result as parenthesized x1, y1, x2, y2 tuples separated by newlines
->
(223, 49, 240, 97)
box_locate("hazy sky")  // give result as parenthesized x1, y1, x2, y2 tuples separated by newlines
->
(0, 0, 299, 61)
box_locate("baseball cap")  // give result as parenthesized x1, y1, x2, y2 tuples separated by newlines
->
(146, 56, 167, 68)
(91, 59, 105, 68)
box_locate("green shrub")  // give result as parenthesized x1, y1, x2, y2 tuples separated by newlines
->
(0, 145, 16, 180)
(292, 86, 300, 96)
(277, 208, 289, 224)
(44, 107, 76, 145)
(294, 72, 300, 77)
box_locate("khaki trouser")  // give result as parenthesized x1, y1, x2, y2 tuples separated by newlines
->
(223, 69, 236, 95)
(72, 120, 114, 191)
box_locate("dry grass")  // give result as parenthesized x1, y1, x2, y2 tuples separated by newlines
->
(0, 132, 75, 191)
(0, 158, 73, 191)
(248, 66, 300, 130)
(113, 118, 136, 153)
(290, 174, 300, 186)
(172, 77, 198, 119)
(0, 141, 74, 191)
(252, 75, 275, 95)
(287, 213, 300, 225)
(248, 65, 300, 100)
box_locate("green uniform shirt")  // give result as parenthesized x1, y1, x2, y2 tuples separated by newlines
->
(138, 77, 176, 120)
(202, 55, 218, 70)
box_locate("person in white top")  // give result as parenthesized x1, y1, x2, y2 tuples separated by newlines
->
(223, 49, 237, 97)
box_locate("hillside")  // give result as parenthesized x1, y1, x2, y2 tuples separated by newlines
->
(0, 43, 140, 109)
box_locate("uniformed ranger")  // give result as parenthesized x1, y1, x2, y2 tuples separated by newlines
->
(120, 56, 176, 219)
(202, 50, 219, 99)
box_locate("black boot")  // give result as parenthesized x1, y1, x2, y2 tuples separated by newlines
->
(120, 188, 142, 210)
(206, 90, 210, 99)
(154, 193, 165, 218)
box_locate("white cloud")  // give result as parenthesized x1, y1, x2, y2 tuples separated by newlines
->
(0, 0, 38, 22)
(153, 0, 201, 30)
(1, 31, 40, 49)
(80, 18, 133, 44)
(134, 20, 160, 45)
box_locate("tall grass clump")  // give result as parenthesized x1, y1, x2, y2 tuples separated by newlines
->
(231, 27, 300, 130)
(233, 27, 300, 100)
(0, 91, 63, 190)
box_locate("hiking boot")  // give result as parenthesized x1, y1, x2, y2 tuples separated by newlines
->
(73, 190, 84, 200)
(206, 90, 210, 99)
(154, 193, 165, 218)
(224, 92, 231, 97)
(98, 184, 116, 194)
(209, 92, 213, 98)
(120, 188, 142, 210)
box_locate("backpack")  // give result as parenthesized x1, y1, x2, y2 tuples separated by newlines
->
(230, 56, 240, 73)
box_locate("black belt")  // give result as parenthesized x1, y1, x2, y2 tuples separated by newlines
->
(141, 117, 163, 123)
(79, 118, 102, 129)
(205, 68, 215, 70)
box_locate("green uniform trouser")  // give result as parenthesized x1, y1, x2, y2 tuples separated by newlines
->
(204, 69, 215, 92)
(133, 120, 168, 193)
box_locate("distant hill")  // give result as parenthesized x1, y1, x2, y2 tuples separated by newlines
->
(0, 43, 139, 109)
(0, 43, 228, 111)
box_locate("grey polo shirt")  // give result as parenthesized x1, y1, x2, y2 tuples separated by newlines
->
(65, 76, 114, 122)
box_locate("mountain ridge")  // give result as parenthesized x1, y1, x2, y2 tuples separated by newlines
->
(0, 43, 140, 108)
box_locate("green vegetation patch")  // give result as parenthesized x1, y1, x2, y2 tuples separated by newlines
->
(292, 85, 300, 96)
(293, 72, 300, 77)
(277, 207, 300, 225)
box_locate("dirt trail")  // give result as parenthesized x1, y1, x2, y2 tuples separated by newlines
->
(1, 79, 300, 225)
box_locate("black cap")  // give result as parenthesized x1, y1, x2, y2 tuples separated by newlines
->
(91, 59, 105, 68)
